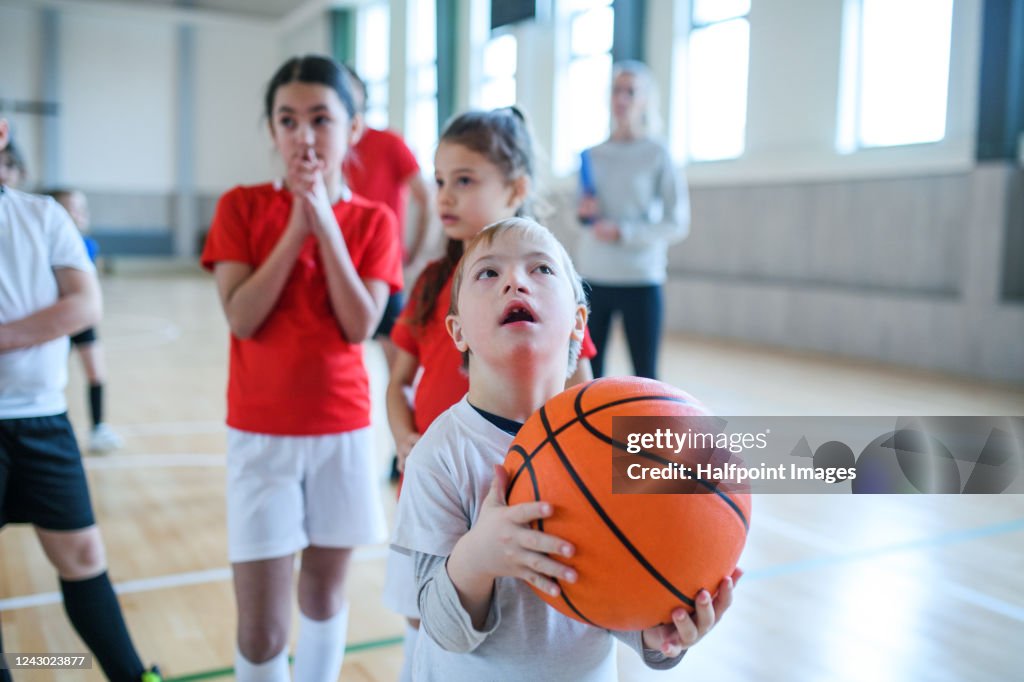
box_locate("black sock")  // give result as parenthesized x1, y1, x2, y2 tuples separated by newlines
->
(0, 618, 12, 682)
(89, 384, 104, 427)
(61, 573, 144, 682)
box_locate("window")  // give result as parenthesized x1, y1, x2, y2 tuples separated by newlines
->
(407, 0, 438, 170)
(356, 3, 390, 129)
(837, 0, 954, 153)
(554, 0, 614, 176)
(679, 0, 750, 162)
(481, 32, 517, 110)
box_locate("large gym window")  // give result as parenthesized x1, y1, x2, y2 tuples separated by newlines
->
(356, 3, 389, 130)
(677, 0, 751, 162)
(836, 0, 954, 153)
(407, 0, 438, 170)
(481, 32, 518, 110)
(554, 0, 614, 176)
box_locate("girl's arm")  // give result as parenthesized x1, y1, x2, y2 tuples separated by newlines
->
(213, 203, 308, 339)
(301, 194, 388, 343)
(315, 225, 389, 342)
(387, 348, 422, 472)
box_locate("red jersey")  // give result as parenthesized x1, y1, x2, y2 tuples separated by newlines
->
(201, 183, 403, 435)
(391, 265, 598, 434)
(343, 128, 420, 259)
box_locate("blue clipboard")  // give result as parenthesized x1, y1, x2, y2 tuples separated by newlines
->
(580, 149, 596, 196)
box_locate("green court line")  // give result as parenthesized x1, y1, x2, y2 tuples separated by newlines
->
(164, 635, 403, 682)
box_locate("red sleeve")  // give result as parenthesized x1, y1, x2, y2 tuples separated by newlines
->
(581, 324, 597, 359)
(201, 187, 252, 270)
(387, 131, 420, 182)
(355, 206, 404, 293)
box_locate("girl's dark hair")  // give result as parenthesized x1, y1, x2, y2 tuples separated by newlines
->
(407, 107, 536, 329)
(408, 238, 464, 328)
(440, 106, 534, 197)
(264, 55, 356, 122)
(340, 63, 368, 114)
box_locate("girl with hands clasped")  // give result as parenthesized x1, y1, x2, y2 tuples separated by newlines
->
(201, 55, 402, 682)
(392, 219, 738, 680)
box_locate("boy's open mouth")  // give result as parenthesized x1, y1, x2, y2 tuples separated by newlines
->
(501, 303, 536, 325)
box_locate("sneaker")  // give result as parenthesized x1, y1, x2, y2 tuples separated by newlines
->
(140, 666, 163, 682)
(89, 423, 123, 453)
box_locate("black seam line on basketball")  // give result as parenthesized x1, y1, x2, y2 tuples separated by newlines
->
(554, 576, 598, 626)
(512, 412, 593, 624)
(505, 381, 745, 533)
(628, 449, 750, 533)
(539, 404, 697, 610)
(570, 385, 750, 532)
(506, 388, 750, 533)
(507, 444, 546, 534)
(507, 391, 686, 486)
(538, 406, 606, 624)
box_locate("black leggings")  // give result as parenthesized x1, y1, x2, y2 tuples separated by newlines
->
(585, 283, 663, 379)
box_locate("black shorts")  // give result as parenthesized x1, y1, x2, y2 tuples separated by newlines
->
(374, 292, 405, 339)
(70, 327, 97, 345)
(0, 414, 97, 531)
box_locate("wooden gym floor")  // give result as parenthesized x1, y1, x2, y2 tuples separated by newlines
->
(1, 266, 1022, 681)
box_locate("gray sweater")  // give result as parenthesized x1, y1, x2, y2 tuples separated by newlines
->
(576, 138, 690, 286)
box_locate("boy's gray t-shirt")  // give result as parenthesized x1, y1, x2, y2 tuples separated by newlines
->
(392, 397, 681, 681)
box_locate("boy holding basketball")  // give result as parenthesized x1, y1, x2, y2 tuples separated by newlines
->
(392, 218, 737, 679)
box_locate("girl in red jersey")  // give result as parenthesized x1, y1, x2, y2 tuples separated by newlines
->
(383, 107, 596, 681)
(201, 55, 402, 682)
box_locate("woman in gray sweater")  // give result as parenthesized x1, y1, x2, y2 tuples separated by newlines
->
(576, 60, 690, 379)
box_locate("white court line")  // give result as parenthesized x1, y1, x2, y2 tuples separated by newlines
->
(763, 520, 1024, 623)
(84, 453, 225, 470)
(750, 513, 849, 554)
(747, 514, 1024, 623)
(0, 545, 391, 611)
(113, 421, 225, 437)
(940, 581, 1024, 623)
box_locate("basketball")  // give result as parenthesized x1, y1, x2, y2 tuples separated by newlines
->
(503, 376, 752, 630)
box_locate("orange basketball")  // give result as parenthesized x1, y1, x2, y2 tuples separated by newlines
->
(503, 376, 751, 631)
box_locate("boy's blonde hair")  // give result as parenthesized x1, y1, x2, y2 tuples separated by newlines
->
(450, 217, 588, 376)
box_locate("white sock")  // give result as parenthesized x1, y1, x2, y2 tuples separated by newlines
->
(292, 603, 349, 682)
(234, 646, 289, 682)
(398, 623, 419, 682)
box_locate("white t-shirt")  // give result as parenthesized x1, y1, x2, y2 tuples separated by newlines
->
(0, 187, 95, 419)
(393, 397, 679, 681)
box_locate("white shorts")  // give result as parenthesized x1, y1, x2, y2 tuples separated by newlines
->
(226, 427, 388, 563)
(382, 547, 420, 618)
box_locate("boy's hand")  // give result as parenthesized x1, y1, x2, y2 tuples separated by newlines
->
(463, 465, 578, 596)
(640, 569, 741, 658)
